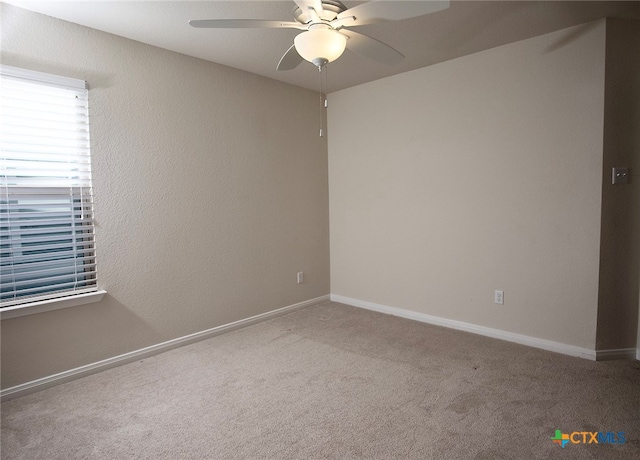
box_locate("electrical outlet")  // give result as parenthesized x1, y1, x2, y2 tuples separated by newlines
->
(297, 272, 304, 284)
(495, 290, 504, 305)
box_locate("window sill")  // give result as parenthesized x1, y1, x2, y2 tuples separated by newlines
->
(0, 290, 107, 320)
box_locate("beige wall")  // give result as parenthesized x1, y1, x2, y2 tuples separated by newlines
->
(1, 4, 330, 388)
(328, 21, 608, 350)
(597, 19, 640, 351)
(2, 6, 638, 391)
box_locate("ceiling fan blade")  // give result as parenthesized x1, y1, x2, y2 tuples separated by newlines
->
(338, 0, 450, 26)
(189, 19, 305, 30)
(340, 29, 404, 65)
(277, 44, 304, 71)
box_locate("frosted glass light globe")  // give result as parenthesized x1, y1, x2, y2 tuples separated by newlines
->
(294, 28, 347, 67)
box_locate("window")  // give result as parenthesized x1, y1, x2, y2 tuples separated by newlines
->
(1, 65, 100, 313)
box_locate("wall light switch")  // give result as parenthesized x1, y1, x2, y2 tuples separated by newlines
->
(612, 167, 629, 185)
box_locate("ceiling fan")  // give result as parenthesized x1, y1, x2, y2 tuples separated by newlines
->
(189, 0, 450, 70)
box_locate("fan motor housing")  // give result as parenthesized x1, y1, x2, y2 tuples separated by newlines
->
(293, 0, 347, 25)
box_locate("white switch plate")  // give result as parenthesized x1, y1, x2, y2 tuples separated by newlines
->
(297, 272, 304, 284)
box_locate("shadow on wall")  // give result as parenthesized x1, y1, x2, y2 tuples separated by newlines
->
(1, 294, 162, 389)
(545, 21, 602, 53)
(596, 18, 640, 351)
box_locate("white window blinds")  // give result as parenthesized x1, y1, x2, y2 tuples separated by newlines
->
(1, 65, 97, 307)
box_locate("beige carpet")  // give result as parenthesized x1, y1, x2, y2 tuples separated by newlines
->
(2, 301, 639, 459)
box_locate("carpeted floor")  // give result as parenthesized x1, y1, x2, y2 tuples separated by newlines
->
(2, 301, 639, 459)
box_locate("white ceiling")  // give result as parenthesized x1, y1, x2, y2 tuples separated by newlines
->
(5, 1, 640, 92)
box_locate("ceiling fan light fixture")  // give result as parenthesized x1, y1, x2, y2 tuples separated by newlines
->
(294, 27, 347, 67)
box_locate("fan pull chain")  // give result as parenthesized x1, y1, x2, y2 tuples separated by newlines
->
(318, 64, 328, 137)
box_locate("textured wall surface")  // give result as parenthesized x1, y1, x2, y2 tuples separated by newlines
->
(2, 6, 638, 391)
(597, 19, 640, 350)
(328, 21, 607, 350)
(1, 4, 330, 388)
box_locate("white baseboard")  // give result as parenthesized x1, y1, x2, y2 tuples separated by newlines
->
(1, 295, 330, 402)
(331, 294, 599, 360)
(592, 348, 638, 361)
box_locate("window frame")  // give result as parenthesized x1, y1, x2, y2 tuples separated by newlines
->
(1, 65, 105, 319)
